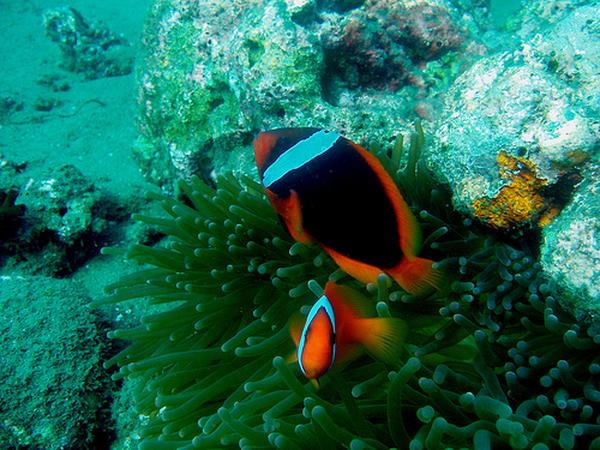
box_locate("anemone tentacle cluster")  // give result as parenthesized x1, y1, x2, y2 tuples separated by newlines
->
(98, 127, 600, 449)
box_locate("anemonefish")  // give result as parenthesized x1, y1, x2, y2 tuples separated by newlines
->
(254, 128, 444, 295)
(290, 281, 407, 381)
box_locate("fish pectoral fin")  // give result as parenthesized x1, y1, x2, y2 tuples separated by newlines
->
(358, 317, 407, 365)
(285, 189, 312, 244)
(288, 311, 305, 347)
(285, 350, 298, 364)
(267, 189, 312, 244)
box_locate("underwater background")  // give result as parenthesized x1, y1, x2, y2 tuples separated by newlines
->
(0, 0, 599, 448)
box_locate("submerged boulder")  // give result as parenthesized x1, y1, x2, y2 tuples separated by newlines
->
(0, 276, 111, 449)
(44, 7, 134, 79)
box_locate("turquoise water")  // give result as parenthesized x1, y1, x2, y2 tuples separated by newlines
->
(1, 1, 598, 448)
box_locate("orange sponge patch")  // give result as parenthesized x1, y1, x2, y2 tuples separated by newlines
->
(473, 151, 549, 231)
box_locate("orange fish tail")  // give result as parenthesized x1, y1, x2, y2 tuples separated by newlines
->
(387, 256, 445, 295)
(356, 317, 407, 364)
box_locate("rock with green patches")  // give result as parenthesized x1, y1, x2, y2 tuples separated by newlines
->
(18, 164, 104, 247)
(134, 0, 470, 190)
(541, 167, 600, 315)
(519, 0, 592, 25)
(5, 164, 125, 276)
(0, 276, 111, 449)
(134, 0, 322, 189)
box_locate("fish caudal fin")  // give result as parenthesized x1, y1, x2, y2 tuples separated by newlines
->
(357, 317, 407, 364)
(387, 256, 445, 295)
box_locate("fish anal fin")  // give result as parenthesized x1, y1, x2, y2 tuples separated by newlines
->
(324, 247, 383, 285)
(388, 256, 446, 295)
(337, 343, 361, 363)
(358, 317, 407, 365)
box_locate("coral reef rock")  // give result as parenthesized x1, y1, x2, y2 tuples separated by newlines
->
(134, 0, 469, 189)
(0, 276, 110, 449)
(44, 7, 134, 79)
(429, 3, 599, 230)
(541, 166, 600, 315)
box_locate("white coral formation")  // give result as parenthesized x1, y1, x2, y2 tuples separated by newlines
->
(543, 217, 599, 306)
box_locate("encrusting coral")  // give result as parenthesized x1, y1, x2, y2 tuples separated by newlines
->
(96, 125, 600, 449)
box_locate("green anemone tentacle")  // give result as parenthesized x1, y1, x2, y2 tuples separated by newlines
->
(99, 126, 599, 449)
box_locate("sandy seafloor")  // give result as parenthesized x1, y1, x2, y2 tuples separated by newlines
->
(1, 0, 152, 447)
(1, 0, 152, 294)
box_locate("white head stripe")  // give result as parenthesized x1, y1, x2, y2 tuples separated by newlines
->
(262, 130, 341, 188)
(297, 294, 337, 375)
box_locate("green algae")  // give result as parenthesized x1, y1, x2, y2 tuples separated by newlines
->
(98, 127, 600, 449)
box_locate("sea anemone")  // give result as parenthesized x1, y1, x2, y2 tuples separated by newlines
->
(96, 125, 600, 449)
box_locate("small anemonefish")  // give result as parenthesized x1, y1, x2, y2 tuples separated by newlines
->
(254, 128, 444, 294)
(290, 281, 406, 381)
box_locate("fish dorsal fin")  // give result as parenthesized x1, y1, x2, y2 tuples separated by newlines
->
(349, 141, 422, 257)
(323, 282, 373, 319)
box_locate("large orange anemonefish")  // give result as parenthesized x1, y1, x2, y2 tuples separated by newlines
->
(290, 281, 406, 381)
(254, 127, 444, 295)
